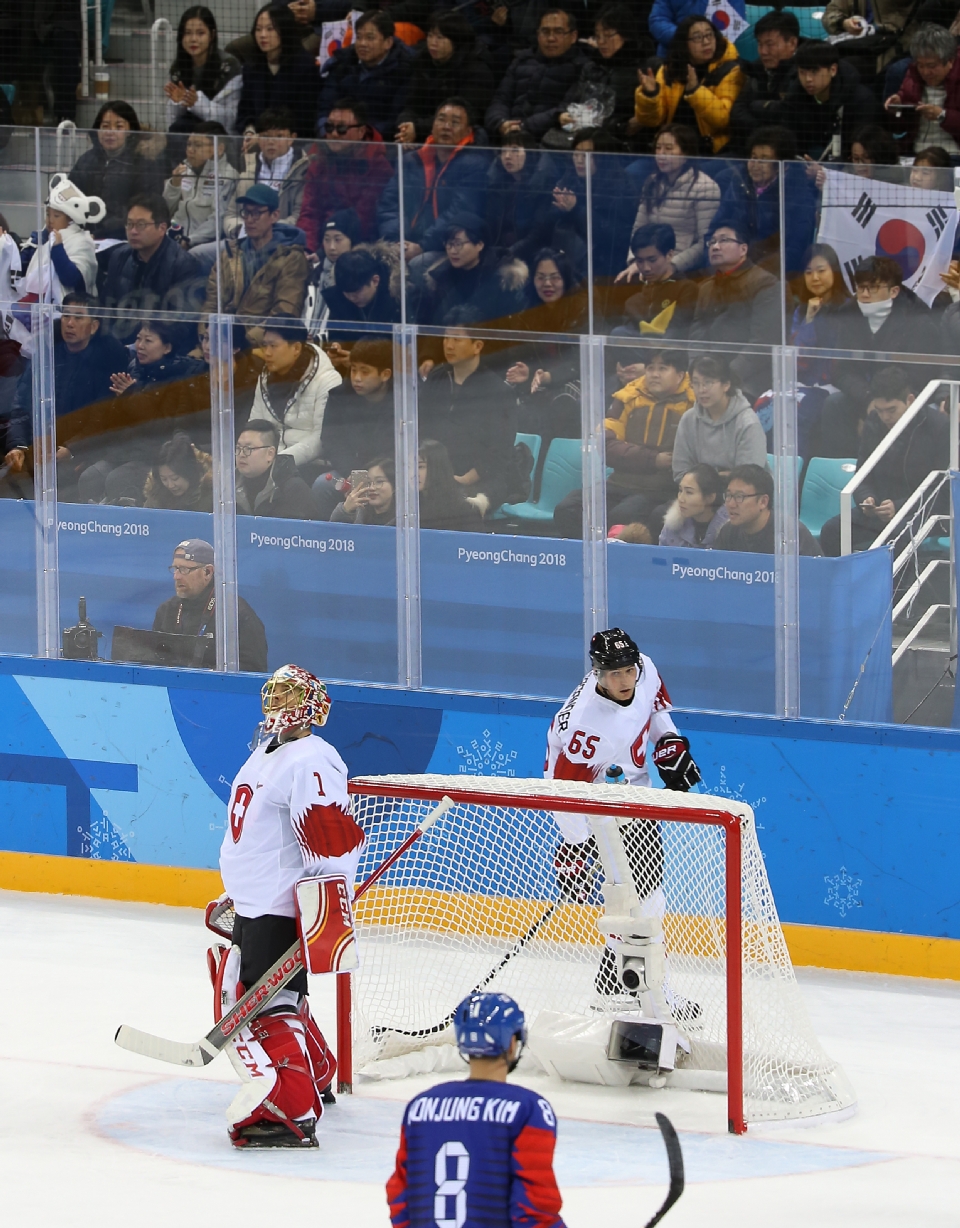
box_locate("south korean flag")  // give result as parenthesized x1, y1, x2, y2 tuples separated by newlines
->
(816, 169, 959, 306)
(705, 0, 749, 44)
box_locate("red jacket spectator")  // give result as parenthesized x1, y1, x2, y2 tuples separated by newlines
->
(897, 46, 960, 149)
(298, 128, 394, 252)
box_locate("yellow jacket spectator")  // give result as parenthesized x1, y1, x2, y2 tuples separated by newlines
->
(633, 18, 744, 153)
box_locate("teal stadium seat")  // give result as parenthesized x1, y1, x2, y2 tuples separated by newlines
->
(499, 437, 584, 524)
(799, 457, 857, 538)
(766, 454, 804, 480)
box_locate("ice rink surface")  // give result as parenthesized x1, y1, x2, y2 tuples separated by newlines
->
(2, 890, 958, 1227)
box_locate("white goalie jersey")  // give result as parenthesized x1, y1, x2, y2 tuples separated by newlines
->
(220, 733, 365, 919)
(545, 656, 678, 843)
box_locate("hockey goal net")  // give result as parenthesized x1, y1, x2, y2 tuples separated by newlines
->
(343, 774, 855, 1132)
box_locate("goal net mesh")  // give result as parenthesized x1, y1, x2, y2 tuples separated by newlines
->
(348, 774, 855, 1124)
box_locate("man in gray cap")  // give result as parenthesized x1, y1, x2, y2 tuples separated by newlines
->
(200, 182, 309, 347)
(152, 539, 268, 672)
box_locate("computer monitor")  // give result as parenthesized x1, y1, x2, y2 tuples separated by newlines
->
(110, 626, 214, 669)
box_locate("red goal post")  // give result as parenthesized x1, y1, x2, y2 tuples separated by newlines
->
(338, 774, 855, 1134)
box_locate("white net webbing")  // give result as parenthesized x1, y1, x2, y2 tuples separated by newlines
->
(348, 775, 855, 1123)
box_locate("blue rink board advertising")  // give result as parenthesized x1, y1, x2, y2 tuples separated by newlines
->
(0, 501, 892, 721)
(0, 656, 957, 940)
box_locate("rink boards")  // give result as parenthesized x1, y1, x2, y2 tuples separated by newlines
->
(0, 655, 958, 979)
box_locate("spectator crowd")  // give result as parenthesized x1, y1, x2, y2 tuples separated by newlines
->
(1, 0, 958, 557)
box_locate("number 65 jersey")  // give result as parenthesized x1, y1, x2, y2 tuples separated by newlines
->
(545, 656, 678, 843)
(220, 733, 365, 920)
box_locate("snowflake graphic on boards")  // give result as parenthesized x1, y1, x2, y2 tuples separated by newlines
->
(705, 765, 767, 815)
(456, 730, 518, 777)
(824, 866, 863, 918)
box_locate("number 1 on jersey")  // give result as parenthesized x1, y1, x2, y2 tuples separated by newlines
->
(434, 1141, 469, 1228)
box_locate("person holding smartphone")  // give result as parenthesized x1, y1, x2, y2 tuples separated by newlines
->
(884, 25, 960, 155)
(330, 459, 397, 525)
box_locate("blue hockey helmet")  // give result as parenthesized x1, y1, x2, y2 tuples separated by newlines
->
(453, 992, 527, 1060)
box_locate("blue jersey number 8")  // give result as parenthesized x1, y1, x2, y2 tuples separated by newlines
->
(434, 1141, 470, 1228)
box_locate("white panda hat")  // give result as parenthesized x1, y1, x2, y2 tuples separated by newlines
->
(47, 173, 107, 228)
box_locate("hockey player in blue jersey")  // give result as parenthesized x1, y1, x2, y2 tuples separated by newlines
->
(387, 992, 566, 1228)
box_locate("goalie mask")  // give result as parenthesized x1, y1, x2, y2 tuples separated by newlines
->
(261, 664, 331, 735)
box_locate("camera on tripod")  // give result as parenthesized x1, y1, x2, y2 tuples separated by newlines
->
(62, 597, 102, 660)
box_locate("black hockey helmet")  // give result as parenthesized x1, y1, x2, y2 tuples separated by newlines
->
(589, 628, 640, 671)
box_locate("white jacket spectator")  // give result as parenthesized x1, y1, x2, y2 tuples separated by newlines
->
(250, 326, 342, 469)
(163, 137, 239, 247)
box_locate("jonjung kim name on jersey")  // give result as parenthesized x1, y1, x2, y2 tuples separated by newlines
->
(408, 1094, 522, 1125)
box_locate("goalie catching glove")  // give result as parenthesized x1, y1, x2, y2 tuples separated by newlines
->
(652, 735, 701, 792)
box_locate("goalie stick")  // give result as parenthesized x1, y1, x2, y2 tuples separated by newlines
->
(643, 1113, 684, 1228)
(115, 796, 454, 1067)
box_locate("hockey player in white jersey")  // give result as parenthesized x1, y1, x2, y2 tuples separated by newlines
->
(211, 664, 365, 1148)
(545, 628, 701, 1013)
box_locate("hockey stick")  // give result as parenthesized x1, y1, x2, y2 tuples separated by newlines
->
(372, 899, 559, 1041)
(643, 1113, 685, 1228)
(115, 795, 455, 1067)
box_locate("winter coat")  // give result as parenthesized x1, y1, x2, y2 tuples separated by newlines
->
(649, 0, 707, 56)
(236, 451, 320, 519)
(766, 58, 881, 159)
(630, 165, 721, 274)
(822, 0, 919, 70)
(827, 288, 933, 405)
(690, 259, 781, 399)
(485, 46, 592, 140)
(321, 240, 403, 343)
(419, 360, 520, 508)
(163, 157, 239, 246)
(297, 135, 394, 249)
(21, 223, 99, 299)
(729, 55, 797, 154)
(86, 351, 208, 469)
(228, 149, 310, 237)
(319, 383, 395, 478)
(712, 160, 818, 279)
(100, 238, 204, 337)
(250, 341, 342, 468)
(165, 52, 242, 133)
(144, 445, 214, 511)
(565, 43, 655, 137)
(545, 157, 640, 280)
(619, 276, 699, 338)
(606, 371, 696, 498)
(200, 223, 309, 343)
(237, 50, 321, 141)
(419, 251, 529, 327)
(318, 42, 414, 137)
(7, 331, 129, 451)
(398, 42, 496, 143)
(658, 500, 729, 547)
(853, 402, 951, 509)
(69, 141, 165, 240)
(633, 41, 745, 153)
(482, 152, 558, 260)
(153, 582, 267, 673)
(378, 137, 489, 251)
(671, 389, 768, 481)
(897, 54, 960, 148)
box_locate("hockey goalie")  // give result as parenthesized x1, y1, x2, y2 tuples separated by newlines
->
(211, 664, 365, 1148)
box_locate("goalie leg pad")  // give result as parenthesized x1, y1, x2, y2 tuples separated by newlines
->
(228, 1011, 322, 1146)
(298, 998, 337, 1093)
